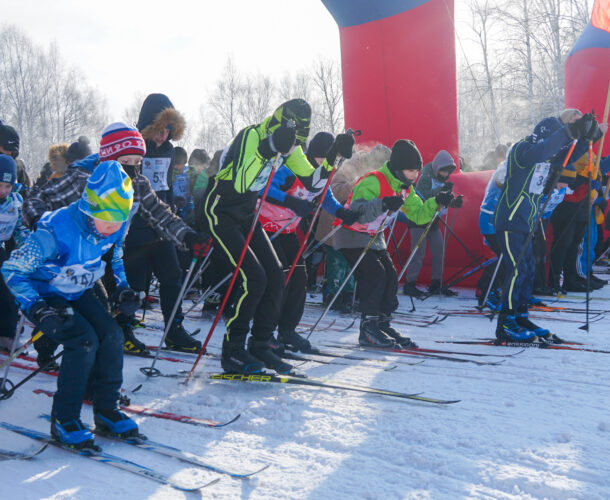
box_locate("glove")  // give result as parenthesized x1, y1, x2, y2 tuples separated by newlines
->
(335, 207, 359, 226)
(566, 114, 596, 140)
(112, 287, 140, 316)
(28, 301, 74, 337)
(326, 133, 355, 165)
(440, 181, 453, 193)
(382, 196, 404, 212)
(596, 197, 608, 213)
(174, 196, 186, 209)
(184, 231, 213, 258)
(435, 191, 454, 207)
(284, 196, 315, 217)
(449, 194, 463, 208)
(258, 126, 297, 158)
(585, 121, 603, 143)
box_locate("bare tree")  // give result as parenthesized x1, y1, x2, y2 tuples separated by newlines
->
(209, 57, 243, 138)
(194, 104, 231, 154)
(311, 58, 344, 134)
(240, 74, 275, 125)
(123, 92, 146, 127)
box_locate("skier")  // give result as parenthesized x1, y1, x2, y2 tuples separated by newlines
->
(333, 139, 454, 347)
(22, 123, 209, 353)
(494, 113, 600, 342)
(1, 161, 139, 448)
(258, 131, 358, 353)
(403, 150, 463, 297)
(204, 99, 339, 374)
(0, 154, 29, 350)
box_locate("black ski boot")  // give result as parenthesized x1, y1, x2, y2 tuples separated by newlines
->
(359, 313, 395, 347)
(221, 334, 265, 374)
(403, 281, 426, 298)
(248, 338, 294, 374)
(165, 318, 202, 353)
(379, 314, 418, 348)
(427, 280, 457, 297)
(278, 329, 320, 354)
(120, 322, 149, 355)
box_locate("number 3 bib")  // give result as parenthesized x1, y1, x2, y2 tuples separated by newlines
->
(528, 162, 550, 195)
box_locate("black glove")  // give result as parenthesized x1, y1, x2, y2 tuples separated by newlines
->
(284, 196, 315, 217)
(382, 195, 404, 212)
(566, 114, 596, 140)
(258, 126, 297, 159)
(435, 191, 454, 207)
(336, 207, 359, 226)
(326, 133, 355, 165)
(441, 181, 453, 193)
(28, 301, 74, 337)
(449, 194, 463, 208)
(112, 287, 140, 316)
(174, 196, 186, 209)
(184, 231, 213, 258)
(585, 121, 603, 143)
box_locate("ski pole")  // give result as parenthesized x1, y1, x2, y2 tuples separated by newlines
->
(492, 139, 579, 321)
(0, 315, 25, 392)
(186, 154, 282, 382)
(397, 211, 441, 283)
(0, 321, 42, 371)
(184, 271, 232, 316)
(302, 224, 342, 259)
(0, 350, 64, 401)
(181, 250, 214, 301)
(441, 255, 489, 289)
(438, 212, 450, 296)
(476, 253, 503, 311)
(580, 140, 594, 332)
(437, 209, 478, 262)
(269, 215, 300, 242)
(389, 225, 415, 312)
(305, 212, 391, 338)
(140, 254, 203, 378)
(284, 128, 361, 286)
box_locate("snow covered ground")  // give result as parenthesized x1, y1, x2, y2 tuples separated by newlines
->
(2, 284, 610, 499)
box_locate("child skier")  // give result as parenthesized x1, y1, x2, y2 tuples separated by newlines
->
(204, 99, 347, 374)
(1, 161, 139, 448)
(258, 131, 357, 353)
(333, 139, 453, 347)
(0, 154, 29, 349)
(494, 113, 599, 342)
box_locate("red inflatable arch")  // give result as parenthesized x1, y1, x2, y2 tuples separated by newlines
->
(322, 0, 493, 287)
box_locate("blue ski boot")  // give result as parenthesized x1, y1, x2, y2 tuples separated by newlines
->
(51, 417, 95, 449)
(484, 289, 501, 311)
(94, 409, 139, 438)
(496, 310, 537, 342)
(516, 308, 550, 337)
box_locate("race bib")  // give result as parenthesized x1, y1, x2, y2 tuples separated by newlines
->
(49, 263, 100, 294)
(249, 158, 274, 192)
(142, 157, 171, 192)
(528, 162, 550, 195)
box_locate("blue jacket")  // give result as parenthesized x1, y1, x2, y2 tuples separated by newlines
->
(494, 128, 587, 233)
(479, 175, 503, 236)
(1, 202, 128, 312)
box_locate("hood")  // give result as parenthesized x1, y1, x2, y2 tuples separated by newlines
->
(137, 94, 185, 142)
(431, 150, 456, 176)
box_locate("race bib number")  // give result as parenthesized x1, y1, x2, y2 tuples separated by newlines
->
(528, 162, 550, 195)
(142, 157, 171, 192)
(50, 264, 98, 294)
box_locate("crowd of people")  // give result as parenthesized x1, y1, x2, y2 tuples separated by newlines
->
(0, 94, 607, 449)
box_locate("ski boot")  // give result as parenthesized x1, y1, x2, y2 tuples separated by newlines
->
(479, 288, 501, 311)
(51, 417, 95, 449)
(120, 322, 149, 355)
(402, 281, 426, 298)
(221, 332, 265, 374)
(495, 309, 537, 343)
(516, 308, 550, 337)
(539, 333, 564, 344)
(427, 280, 457, 297)
(165, 318, 202, 353)
(278, 329, 320, 354)
(248, 338, 294, 374)
(359, 313, 395, 348)
(267, 335, 285, 355)
(379, 314, 418, 348)
(94, 408, 139, 439)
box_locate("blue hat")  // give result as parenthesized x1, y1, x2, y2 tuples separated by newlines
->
(0, 154, 17, 185)
(531, 117, 563, 144)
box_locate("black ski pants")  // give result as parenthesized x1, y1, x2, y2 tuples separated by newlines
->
(124, 240, 184, 325)
(271, 232, 306, 334)
(550, 201, 586, 285)
(0, 247, 19, 339)
(341, 248, 398, 316)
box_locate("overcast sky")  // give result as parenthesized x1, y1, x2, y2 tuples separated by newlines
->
(1, 1, 474, 122)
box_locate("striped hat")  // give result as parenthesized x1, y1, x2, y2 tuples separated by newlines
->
(99, 122, 146, 161)
(79, 160, 134, 222)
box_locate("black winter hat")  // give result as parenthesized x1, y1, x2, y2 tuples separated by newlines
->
(306, 132, 334, 159)
(389, 139, 422, 172)
(136, 93, 174, 131)
(66, 136, 92, 163)
(0, 121, 20, 156)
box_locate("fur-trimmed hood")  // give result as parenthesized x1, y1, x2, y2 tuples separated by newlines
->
(48, 143, 70, 174)
(137, 93, 185, 142)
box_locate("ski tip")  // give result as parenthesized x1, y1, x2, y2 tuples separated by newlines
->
(176, 476, 221, 491)
(215, 413, 241, 427)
